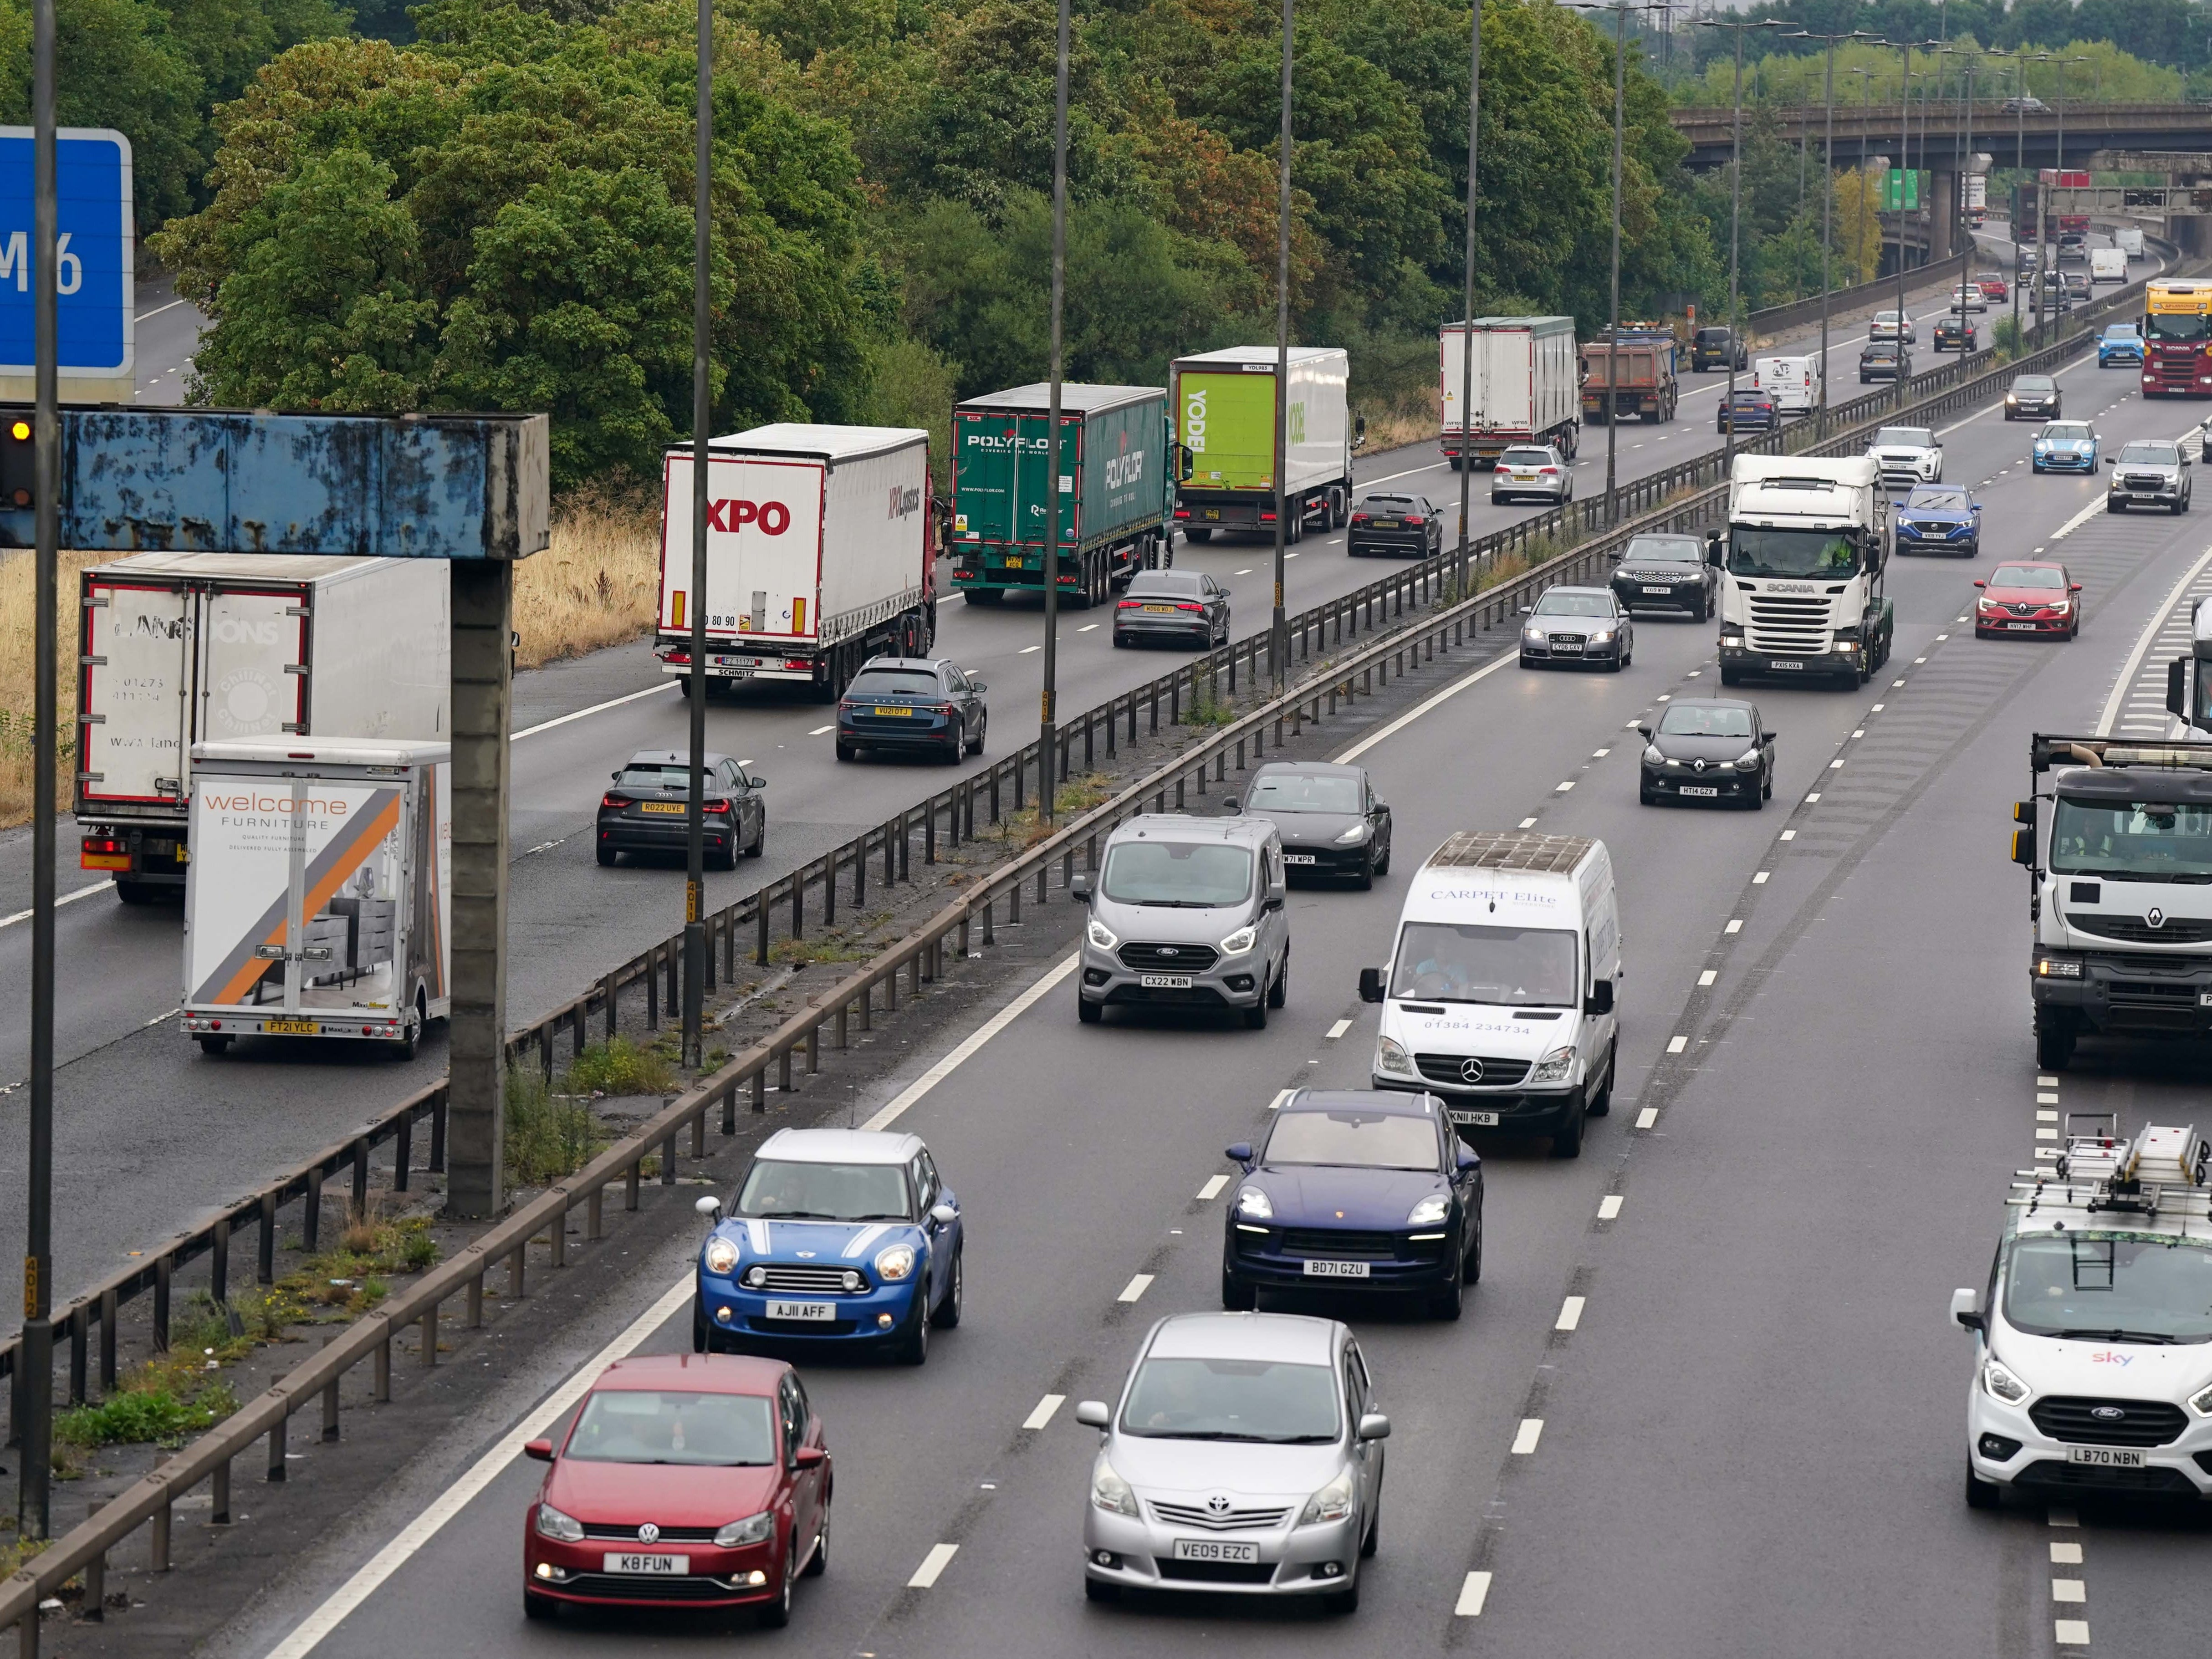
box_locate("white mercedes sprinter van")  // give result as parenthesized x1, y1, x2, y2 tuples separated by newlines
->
(1358, 831, 1620, 1158)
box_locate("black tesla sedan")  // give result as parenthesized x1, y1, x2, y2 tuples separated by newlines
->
(1634, 700, 1774, 809)
(1229, 761, 1393, 888)
(597, 750, 767, 868)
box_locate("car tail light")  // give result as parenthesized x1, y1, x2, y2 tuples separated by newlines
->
(1117, 598, 1139, 608)
(1349, 513, 1369, 526)
(602, 793, 633, 809)
(703, 798, 731, 816)
(1176, 602, 1203, 613)
(1402, 514, 1425, 525)
(934, 704, 959, 718)
(82, 836, 124, 855)
(1538, 468, 1559, 476)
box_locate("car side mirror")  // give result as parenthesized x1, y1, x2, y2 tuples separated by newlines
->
(610, 770, 621, 781)
(1584, 980, 1614, 1016)
(1950, 1287, 1985, 1332)
(2170, 658, 2189, 717)
(1762, 730, 1777, 744)
(930, 1202, 958, 1226)
(2069, 584, 2082, 593)
(1075, 1400, 1111, 1429)
(1455, 1143, 1479, 1171)
(1358, 967, 1385, 1004)
(793, 1445, 827, 1469)
(1357, 1412, 1392, 1443)
(1630, 723, 1650, 738)
(695, 1194, 723, 1218)
(525, 1438, 555, 1463)
(1972, 578, 1986, 588)
(969, 681, 987, 693)
(1226, 1142, 1254, 1166)
(1263, 888, 1285, 913)
(1223, 795, 1240, 813)
(1071, 873, 1092, 904)
(744, 773, 766, 789)
(2012, 825, 2038, 868)
(1703, 531, 1723, 567)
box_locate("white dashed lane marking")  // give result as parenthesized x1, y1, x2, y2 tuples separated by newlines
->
(1455, 1571, 1494, 1616)
(1116, 1274, 1154, 1303)
(1597, 1194, 1623, 1220)
(1022, 1394, 1065, 1431)
(1197, 1174, 1230, 1201)
(1555, 1296, 1585, 1332)
(908, 1543, 960, 1588)
(1326, 1019, 1352, 1039)
(1511, 1419, 1544, 1455)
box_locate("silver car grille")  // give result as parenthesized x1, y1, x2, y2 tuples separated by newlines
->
(2122, 472, 2172, 490)
(1745, 593, 1833, 653)
(1149, 1499, 1293, 1532)
(751, 1264, 864, 1294)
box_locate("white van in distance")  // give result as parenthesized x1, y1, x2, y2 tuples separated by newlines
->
(1753, 354, 1821, 414)
(1358, 831, 1621, 1158)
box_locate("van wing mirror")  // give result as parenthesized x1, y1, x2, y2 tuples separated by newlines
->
(1071, 872, 1092, 904)
(1950, 1286, 1985, 1332)
(1358, 967, 1385, 1004)
(1584, 980, 1614, 1016)
(1075, 1400, 1111, 1429)
(2012, 826, 2038, 868)
(2170, 659, 2189, 720)
(1703, 530, 1723, 568)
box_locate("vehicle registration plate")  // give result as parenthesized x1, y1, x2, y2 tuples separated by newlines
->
(1371, 519, 1399, 529)
(603, 1552, 690, 1574)
(1642, 585, 1672, 594)
(640, 801, 686, 813)
(264, 1018, 319, 1036)
(766, 1301, 836, 1322)
(1143, 604, 1176, 614)
(1284, 853, 1317, 865)
(2008, 623, 2037, 631)
(1002, 556, 1023, 568)
(2199, 991, 2212, 1008)
(1204, 509, 1222, 520)
(1511, 474, 1537, 483)
(1302, 1259, 1371, 1279)
(1769, 660, 1803, 671)
(873, 705, 914, 716)
(1140, 974, 1194, 989)
(2064, 1446, 2146, 1469)
(1680, 785, 1719, 798)
(1446, 1109, 1501, 1127)
(1173, 1539, 1260, 1563)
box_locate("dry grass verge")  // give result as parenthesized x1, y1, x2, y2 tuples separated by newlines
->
(515, 489, 661, 670)
(0, 549, 102, 829)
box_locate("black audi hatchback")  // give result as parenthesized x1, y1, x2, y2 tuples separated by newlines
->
(597, 750, 767, 868)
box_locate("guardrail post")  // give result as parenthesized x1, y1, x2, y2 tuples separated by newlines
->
(908, 952, 922, 998)
(666, 937, 680, 1009)
(692, 1105, 708, 1156)
(957, 918, 970, 961)
(807, 1021, 821, 1073)
(212, 1217, 230, 1306)
(661, 1127, 678, 1184)
(603, 974, 617, 1041)
(429, 1090, 447, 1175)
(67, 1307, 85, 1406)
(539, 1023, 555, 1082)
(626, 1159, 640, 1212)
(154, 1253, 172, 1352)
(981, 899, 994, 948)
(83, 1548, 104, 1620)
(19, 1605, 36, 1657)
(721, 1078, 737, 1133)
(823, 854, 838, 926)
(752, 1069, 766, 1112)
(899, 812, 911, 882)
(647, 945, 661, 1026)
(213, 1453, 231, 1521)
(778, 1048, 794, 1095)
(925, 801, 935, 864)
(420, 1302, 439, 1367)
(394, 1107, 413, 1194)
(723, 910, 736, 981)
(884, 961, 900, 1013)
(509, 1242, 527, 1298)
(268, 1412, 288, 1479)
(755, 898, 769, 968)
(352, 1137, 370, 1212)
(1169, 674, 1180, 725)
(374, 1326, 390, 1400)
(99, 1287, 117, 1394)
(303, 1167, 323, 1254)
(588, 1181, 605, 1241)
(323, 1375, 341, 1440)
(790, 871, 804, 940)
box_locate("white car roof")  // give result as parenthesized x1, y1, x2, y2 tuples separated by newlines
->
(1147, 1312, 1340, 1365)
(755, 1128, 923, 1166)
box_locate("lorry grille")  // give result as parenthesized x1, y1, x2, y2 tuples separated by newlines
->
(2028, 1397, 2186, 1447)
(1745, 594, 1833, 653)
(2068, 914, 2212, 945)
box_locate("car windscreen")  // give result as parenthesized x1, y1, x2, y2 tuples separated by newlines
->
(846, 669, 941, 699)
(2049, 796, 2212, 880)
(1358, 496, 1412, 510)
(613, 768, 689, 791)
(1247, 772, 1363, 813)
(1263, 1108, 1438, 1171)
(1619, 536, 1701, 567)
(1100, 840, 1255, 907)
(736, 1159, 911, 1222)
(1727, 527, 1858, 579)
(1657, 704, 1754, 739)
(2120, 443, 2179, 464)
(566, 1390, 778, 1465)
(1498, 449, 1553, 467)
(2003, 1234, 2212, 1344)
(1128, 573, 1203, 598)
(1874, 428, 1931, 449)
(1989, 566, 2064, 589)
(2014, 378, 2055, 393)
(1906, 486, 1968, 509)
(1533, 592, 1610, 617)
(1119, 1357, 1340, 1442)
(2042, 424, 2093, 442)
(2104, 327, 2140, 339)
(1389, 921, 1577, 1007)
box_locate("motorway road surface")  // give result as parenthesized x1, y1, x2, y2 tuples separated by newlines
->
(206, 301, 2212, 1659)
(0, 235, 2149, 1314)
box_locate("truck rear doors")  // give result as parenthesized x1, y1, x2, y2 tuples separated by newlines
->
(197, 587, 304, 745)
(81, 577, 189, 806)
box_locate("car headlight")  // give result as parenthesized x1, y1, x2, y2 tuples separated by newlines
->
(1978, 597, 2000, 611)
(1377, 1036, 1415, 1075)
(536, 1502, 585, 1543)
(1589, 628, 1614, 643)
(1237, 1184, 1273, 1220)
(2189, 1379, 2212, 1417)
(2036, 956, 2083, 979)
(1298, 1467, 1356, 1526)
(1735, 748, 1763, 769)
(1334, 822, 1370, 845)
(1219, 924, 1258, 956)
(715, 1511, 775, 1547)
(1086, 916, 1118, 951)
(1092, 1458, 1139, 1517)
(1982, 1357, 2030, 1405)
(875, 1243, 917, 1281)
(1522, 624, 1543, 639)
(2049, 599, 2070, 614)
(1643, 744, 1664, 766)
(1531, 1044, 1576, 1084)
(703, 1236, 740, 1276)
(1406, 1193, 1450, 1228)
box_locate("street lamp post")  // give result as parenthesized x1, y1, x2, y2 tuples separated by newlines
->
(1038, 0, 1071, 820)
(1786, 29, 1878, 437)
(1894, 42, 1941, 414)
(1270, 0, 1291, 688)
(1455, 0, 1480, 590)
(1941, 46, 1976, 348)
(681, 0, 711, 1072)
(1696, 16, 1783, 467)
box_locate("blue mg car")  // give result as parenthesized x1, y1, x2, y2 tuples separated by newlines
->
(2097, 324, 2144, 368)
(2031, 421, 2100, 475)
(1894, 483, 1982, 556)
(694, 1128, 964, 1364)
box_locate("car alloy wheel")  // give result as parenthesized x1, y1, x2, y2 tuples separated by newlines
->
(931, 1248, 964, 1329)
(803, 1501, 830, 1577)
(758, 1553, 794, 1628)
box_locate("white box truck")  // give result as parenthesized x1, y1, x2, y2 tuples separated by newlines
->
(2090, 246, 2127, 284)
(1170, 345, 1353, 543)
(1709, 454, 1895, 689)
(657, 424, 935, 701)
(77, 554, 450, 904)
(1440, 316, 1581, 470)
(180, 737, 451, 1059)
(1752, 354, 1821, 414)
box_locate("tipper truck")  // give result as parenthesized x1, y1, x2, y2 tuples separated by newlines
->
(180, 736, 450, 1059)
(1171, 346, 1353, 543)
(1580, 325, 1678, 424)
(1706, 454, 1895, 689)
(657, 424, 935, 701)
(76, 553, 449, 904)
(2013, 729, 2212, 1071)
(948, 383, 1173, 607)
(1441, 316, 1581, 468)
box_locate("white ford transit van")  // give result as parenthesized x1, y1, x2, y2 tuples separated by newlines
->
(1358, 831, 1620, 1158)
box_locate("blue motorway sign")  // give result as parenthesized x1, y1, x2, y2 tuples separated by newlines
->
(0, 127, 133, 377)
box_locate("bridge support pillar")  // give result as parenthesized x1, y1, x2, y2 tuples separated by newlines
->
(1931, 169, 1958, 264)
(446, 562, 513, 1220)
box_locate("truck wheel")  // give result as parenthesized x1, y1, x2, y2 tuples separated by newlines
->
(2035, 1016, 2076, 1072)
(1330, 487, 1349, 529)
(114, 878, 158, 905)
(963, 587, 1003, 606)
(1186, 527, 1211, 543)
(197, 1036, 232, 1057)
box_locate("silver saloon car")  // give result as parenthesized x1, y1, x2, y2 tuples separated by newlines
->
(1078, 1312, 1388, 1612)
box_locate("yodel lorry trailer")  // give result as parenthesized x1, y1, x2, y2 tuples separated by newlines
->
(657, 424, 935, 701)
(76, 553, 449, 904)
(2013, 729, 2212, 1070)
(1580, 326, 1679, 424)
(1171, 346, 1353, 542)
(948, 383, 1174, 607)
(1706, 454, 1895, 688)
(1441, 316, 1581, 468)
(180, 737, 450, 1059)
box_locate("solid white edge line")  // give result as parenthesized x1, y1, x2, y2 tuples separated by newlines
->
(135, 297, 186, 321)
(1334, 647, 1522, 765)
(511, 679, 678, 741)
(2096, 537, 2212, 736)
(261, 1274, 697, 1659)
(0, 879, 112, 930)
(861, 955, 1079, 1133)
(908, 1542, 959, 1589)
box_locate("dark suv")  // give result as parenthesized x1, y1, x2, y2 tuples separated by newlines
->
(835, 657, 989, 763)
(1859, 341, 1912, 383)
(1347, 492, 1443, 558)
(1718, 388, 1778, 432)
(1691, 327, 1747, 372)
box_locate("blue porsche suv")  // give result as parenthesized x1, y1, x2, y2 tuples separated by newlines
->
(694, 1128, 964, 1364)
(1221, 1091, 1483, 1321)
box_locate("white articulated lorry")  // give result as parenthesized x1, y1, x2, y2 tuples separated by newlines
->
(76, 554, 450, 904)
(181, 737, 451, 1059)
(656, 424, 936, 701)
(1440, 316, 1581, 470)
(1707, 454, 1895, 689)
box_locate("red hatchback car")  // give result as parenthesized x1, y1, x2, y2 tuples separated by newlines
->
(1974, 562, 2082, 640)
(523, 1353, 831, 1628)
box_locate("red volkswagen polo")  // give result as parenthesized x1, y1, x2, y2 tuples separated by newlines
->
(523, 1353, 830, 1628)
(1974, 562, 2082, 641)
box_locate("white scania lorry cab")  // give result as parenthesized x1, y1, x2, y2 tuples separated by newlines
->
(1708, 454, 1894, 690)
(2014, 731, 2212, 1070)
(1358, 831, 1619, 1159)
(1954, 1120, 2212, 1509)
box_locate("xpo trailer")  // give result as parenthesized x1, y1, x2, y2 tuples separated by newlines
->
(76, 553, 450, 904)
(1171, 346, 1352, 543)
(658, 424, 935, 700)
(2014, 733, 2212, 1071)
(1441, 316, 1580, 469)
(948, 383, 1173, 607)
(1708, 454, 1894, 689)
(180, 738, 451, 1059)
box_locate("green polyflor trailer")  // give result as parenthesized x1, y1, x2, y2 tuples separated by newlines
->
(948, 383, 1175, 608)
